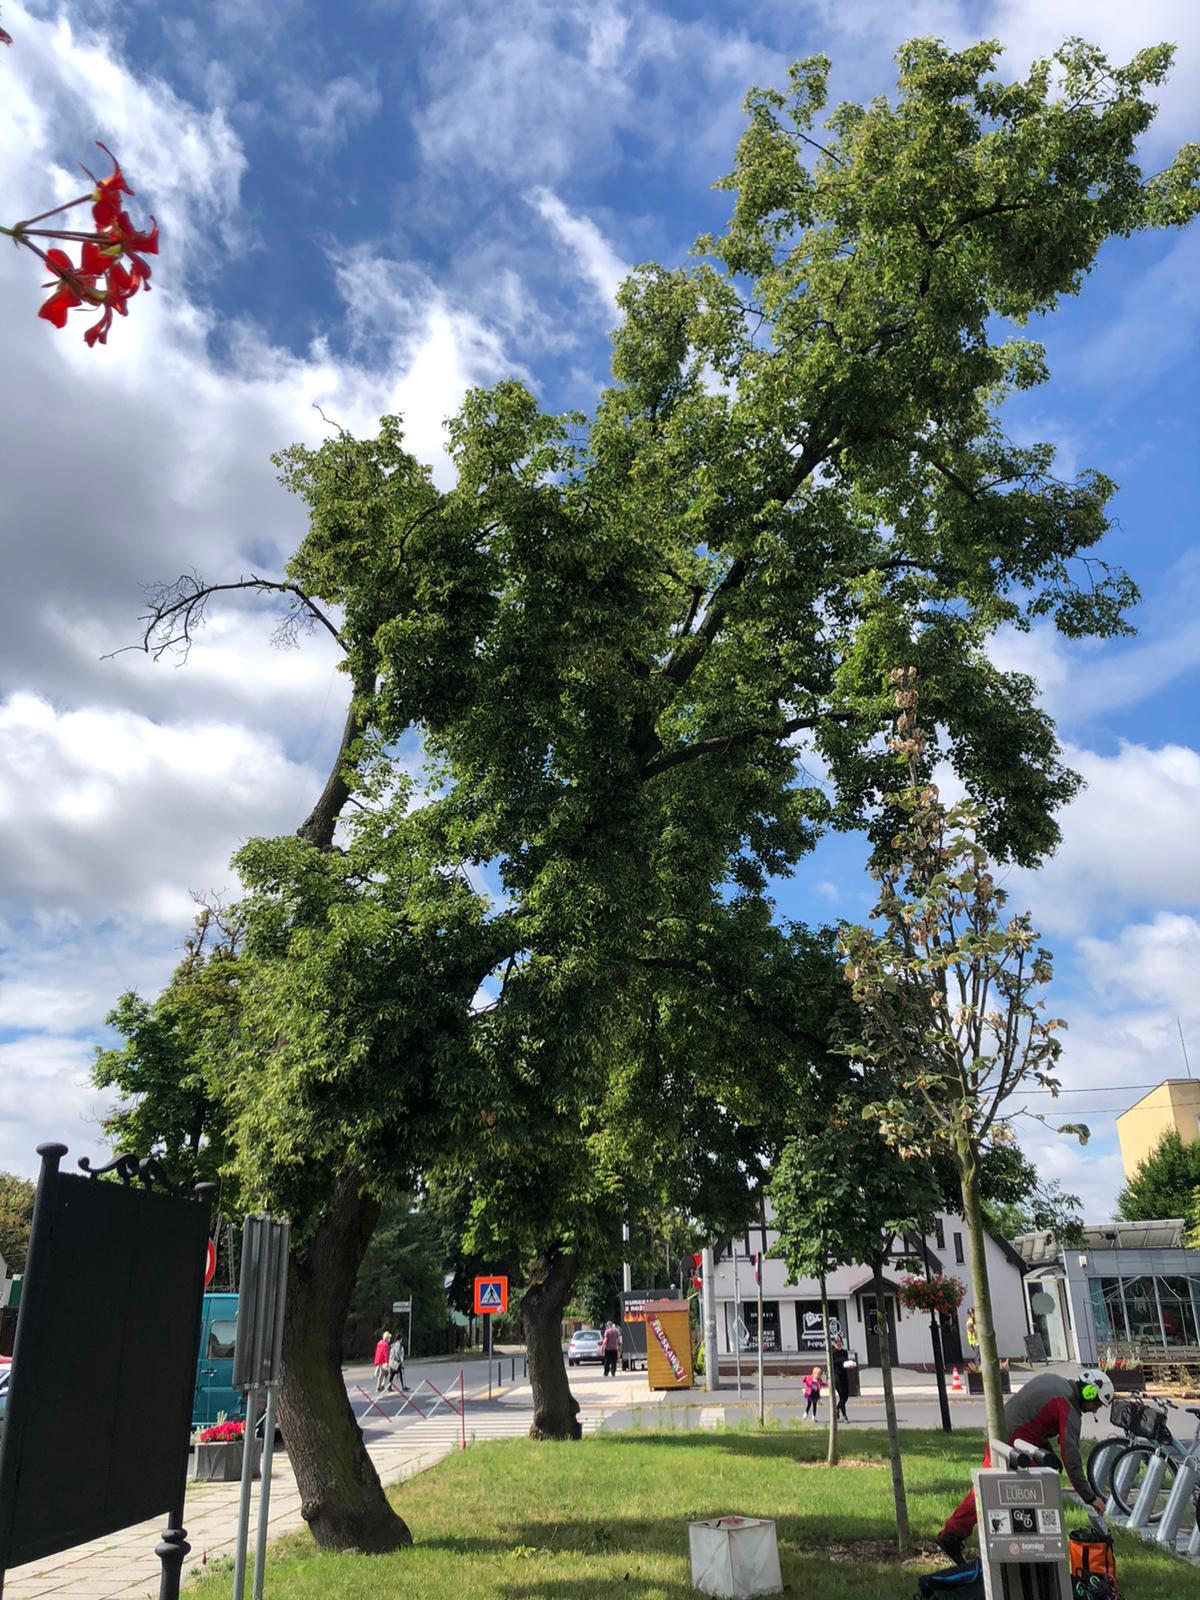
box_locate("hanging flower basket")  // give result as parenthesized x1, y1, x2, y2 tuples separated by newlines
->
(898, 1274, 967, 1320)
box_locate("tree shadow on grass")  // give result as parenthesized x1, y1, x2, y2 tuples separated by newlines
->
(415, 1508, 933, 1563)
(591, 1425, 983, 1465)
(487, 1542, 939, 1600)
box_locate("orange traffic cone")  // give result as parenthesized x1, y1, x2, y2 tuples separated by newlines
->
(951, 1366, 963, 1393)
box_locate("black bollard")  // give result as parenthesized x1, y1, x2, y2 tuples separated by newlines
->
(156, 1509, 190, 1600)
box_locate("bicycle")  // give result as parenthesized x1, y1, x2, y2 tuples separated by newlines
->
(1086, 1393, 1161, 1501)
(1108, 1396, 1200, 1525)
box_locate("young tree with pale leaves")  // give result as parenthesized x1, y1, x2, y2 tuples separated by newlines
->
(841, 668, 1080, 1448)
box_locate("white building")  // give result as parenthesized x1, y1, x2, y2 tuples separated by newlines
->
(711, 1206, 1029, 1369)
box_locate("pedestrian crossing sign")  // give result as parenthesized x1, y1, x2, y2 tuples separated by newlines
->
(474, 1274, 508, 1314)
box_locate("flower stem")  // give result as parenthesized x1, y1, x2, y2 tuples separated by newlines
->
(14, 193, 93, 229)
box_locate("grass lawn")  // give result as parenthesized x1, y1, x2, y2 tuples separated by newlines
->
(188, 1426, 1200, 1600)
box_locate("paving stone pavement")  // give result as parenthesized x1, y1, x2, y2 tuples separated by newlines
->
(1, 1374, 642, 1600)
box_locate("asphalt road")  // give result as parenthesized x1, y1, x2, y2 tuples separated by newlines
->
(343, 1353, 1113, 1446)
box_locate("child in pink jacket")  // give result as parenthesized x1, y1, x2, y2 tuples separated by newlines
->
(803, 1367, 823, 1418)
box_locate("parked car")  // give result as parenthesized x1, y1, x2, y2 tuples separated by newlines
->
(0, 1357, 10, 1431)
(566, 1329, 604, 1367)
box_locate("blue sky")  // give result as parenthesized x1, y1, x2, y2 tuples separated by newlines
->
(0, 0, 1197, 1219)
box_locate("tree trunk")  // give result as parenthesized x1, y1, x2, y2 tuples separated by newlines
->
(277, 1168, 413, 1551)
(873, 1259, 910, 1555)
(819, 1270, 838, 1468)
(958, 1140, 1006, 1450)
(521, 1247, 582, 1440)
(297, 686, 369, 851)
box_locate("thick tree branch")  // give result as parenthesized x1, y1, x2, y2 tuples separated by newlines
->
(297, 671, 374, 850)
(640, 709, 860, 780)
(658, 437, 830, 693)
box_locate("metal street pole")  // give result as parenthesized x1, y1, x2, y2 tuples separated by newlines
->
(731, 1246, 743, 1397)
(701, 1245, 719, 1392)
(756, 1260, 765, 1426)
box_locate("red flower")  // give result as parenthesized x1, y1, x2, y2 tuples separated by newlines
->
(89, 144, 134, 231)
(38, 249, 88, 328)
(9, 143, 157, 346)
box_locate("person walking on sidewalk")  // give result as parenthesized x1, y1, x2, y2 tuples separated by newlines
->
(803, 1367, 823, 1419)
(831, 1338, 850, 1421)
(388, 1333, 407, 1392)
(935, 1369, 1112, 1566)
(601, 1320, 622, 1377)
(373, 1330, 392, 1392)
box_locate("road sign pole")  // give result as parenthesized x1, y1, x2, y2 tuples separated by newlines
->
(487, 1313, 492, 1400)
(756, 1262, 764, 1427)
(732, 1247, 742, 1398)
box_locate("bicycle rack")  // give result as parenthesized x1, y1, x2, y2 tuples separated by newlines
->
(1154, 1455, 1197, 1549)
(1105, 1448, 1140, 1520)
(1126, 1449, 1170, 1533)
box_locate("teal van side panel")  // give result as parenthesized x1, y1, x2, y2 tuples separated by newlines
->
(192, 1292, 244, 1429)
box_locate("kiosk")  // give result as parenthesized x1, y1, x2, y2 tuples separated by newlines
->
(973, 1439, 1073, 1599)
(627, 1297, 693, 1390)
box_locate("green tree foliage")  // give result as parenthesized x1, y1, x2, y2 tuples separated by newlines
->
(347, 1194, 448, 1358)
(983, 1171, 1084, 1246)
(118, 31, 1198, 1550)
(1120, 1130, 1200, 1223)
(0, 1171, 35, 1273)
(93, 908, 237, 1191)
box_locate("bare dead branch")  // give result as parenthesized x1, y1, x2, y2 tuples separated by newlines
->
(106, 571, 348, 663)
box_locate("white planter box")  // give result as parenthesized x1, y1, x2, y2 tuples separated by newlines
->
(688, 1516, 782, 1597)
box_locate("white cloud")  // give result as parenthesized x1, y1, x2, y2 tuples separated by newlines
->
(0, 1033, 113, 1180)
(286, 72, 383, 153)
(1079, 913, 1200, 1013)
(1009, 741, 1200, 934)
(411, 1, 786, 186)
(528, 188, 629, 310)
(0, 693, 320, 923)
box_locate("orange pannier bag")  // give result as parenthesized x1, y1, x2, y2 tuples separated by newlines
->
(1068, 1526, 1118, 1595)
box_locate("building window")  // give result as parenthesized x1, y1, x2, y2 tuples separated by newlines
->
(953, 1232, 964, 1263)
(934, 1218, 945, 1249)
(1122, 1276, 1164, 1345)
(1156, 1276, 1199, 1346)
(796, 1301, 847, 1351)
(1089, 1278, 1127, 1343)
(742, 1301, 780, 1352)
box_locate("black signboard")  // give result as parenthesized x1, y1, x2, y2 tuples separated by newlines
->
(0, 1145, 211, 1572)
(1024, 1333, 1049, 1364)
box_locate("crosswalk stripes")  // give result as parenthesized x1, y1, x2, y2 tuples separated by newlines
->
(359, 1401, 607, 1453)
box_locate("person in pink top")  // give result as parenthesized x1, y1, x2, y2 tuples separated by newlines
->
(803, 1367, 823, 1418)
(373, 1330, 392, 1392)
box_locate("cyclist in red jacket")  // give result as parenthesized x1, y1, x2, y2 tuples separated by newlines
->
(936, 1368, 1113, 1565)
